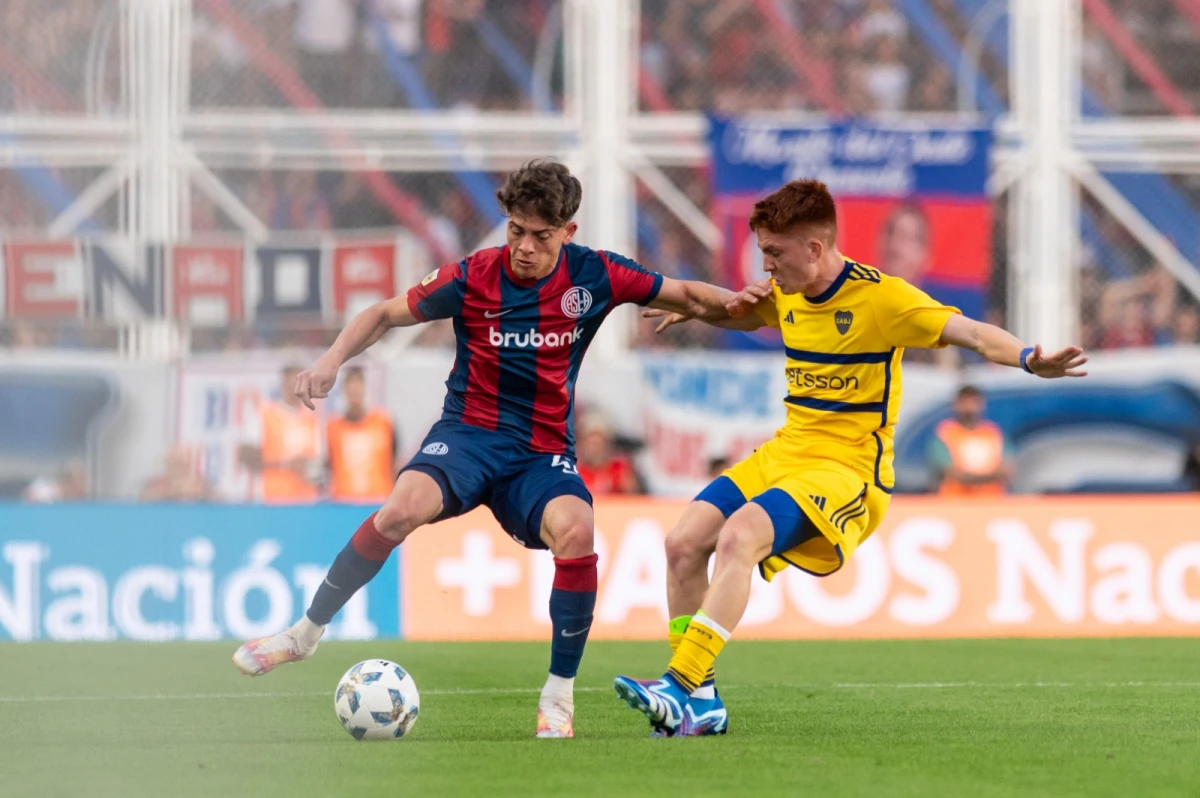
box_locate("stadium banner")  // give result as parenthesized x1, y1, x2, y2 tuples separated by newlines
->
(0, 232, 418, 324)
(175, 355, 387, 502)
(3, 498, 1197, 643)
(172, 243, 245, 325)
(400, 497, 1200, 640)
(330, 239, 401, 319)
(636, 352, 785, 497)
(0, 504, 399, 642)
(2, 239, 86, 318)
(708, 116, 993, 326)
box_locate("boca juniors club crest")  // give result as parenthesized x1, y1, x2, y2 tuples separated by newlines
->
(835, 310, 853, 335)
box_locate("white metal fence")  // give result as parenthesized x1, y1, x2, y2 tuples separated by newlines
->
(2, 0, 1200, 357)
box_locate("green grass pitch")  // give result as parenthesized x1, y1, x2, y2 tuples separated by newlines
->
(2, 639, 1198, 797)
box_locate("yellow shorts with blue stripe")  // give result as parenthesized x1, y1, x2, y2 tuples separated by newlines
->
(696, 436, 891, 580)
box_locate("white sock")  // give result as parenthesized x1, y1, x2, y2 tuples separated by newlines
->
(540, 674, 575, 708)
(692, 611, 731, 642)
(692, 684, 715, 700)
(290, 616, 325, 648)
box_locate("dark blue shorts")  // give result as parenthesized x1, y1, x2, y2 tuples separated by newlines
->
(752, 488, 822, 558)
(401, 419, 593, 549)
(696, 477, 821, 558)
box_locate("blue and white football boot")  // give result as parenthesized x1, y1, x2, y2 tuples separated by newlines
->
(613, 675, 687, 734)
(676, 688, 728, 736)
(647, 688, 729, 737)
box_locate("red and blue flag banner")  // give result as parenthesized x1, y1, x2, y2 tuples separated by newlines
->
(172, 243, 245, 325)
(1, 234, 416, 325)
(710, 116, 993, 327)
(331, 240, 400, 320)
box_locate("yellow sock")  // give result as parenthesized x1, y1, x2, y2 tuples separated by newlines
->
(666, 612, 728, 693)
(669, 615, 716, 684)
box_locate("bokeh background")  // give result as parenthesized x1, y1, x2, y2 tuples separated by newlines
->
(1, 0, 1199, 644)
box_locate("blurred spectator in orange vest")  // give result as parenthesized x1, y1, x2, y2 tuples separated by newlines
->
(927, 385, 1014, 496)
(575, 410, 642, 496)
(239, 365, 322, 504)
(140, 445, 216, 502)
(326, 366, 397, 504)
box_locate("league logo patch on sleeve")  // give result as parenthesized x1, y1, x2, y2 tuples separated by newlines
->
(421, 270, 439, 286)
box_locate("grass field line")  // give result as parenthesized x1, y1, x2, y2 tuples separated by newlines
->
(0, 685, 616, 704)
(5, 680, 1200, 705)
(834, 681, 1200, 689)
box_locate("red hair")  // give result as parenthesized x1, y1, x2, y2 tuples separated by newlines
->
(748, 179, 837, 243)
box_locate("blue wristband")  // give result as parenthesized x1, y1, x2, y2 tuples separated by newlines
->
(1019, 346, 1035, 374)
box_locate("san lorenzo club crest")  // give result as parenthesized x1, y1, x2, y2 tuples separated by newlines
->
(835, 310, 853, 335)
(561, 287, 593, 318)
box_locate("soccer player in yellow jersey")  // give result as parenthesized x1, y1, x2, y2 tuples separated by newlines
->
(614, 179, 1089, 736)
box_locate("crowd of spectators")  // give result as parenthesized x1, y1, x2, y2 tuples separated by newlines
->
(1077, 194, 1200, 351)
(0, 0, 561, 113)
(188, 0, 560, 112)
(5, 0, 1200, 355)
(640, 0, 972, 114)
(4, 0, 1194, 118)
(0, 0, 110, 114)
(642, 0, 1200, 116)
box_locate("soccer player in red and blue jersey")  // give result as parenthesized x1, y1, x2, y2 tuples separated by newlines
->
(232, 160, 736, 738)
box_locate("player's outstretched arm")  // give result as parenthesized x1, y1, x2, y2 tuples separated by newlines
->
(939, 315, 1089, 378)
(641, 279, 773, 333)
(648, 278, 740, 322)
(293, 296, 420, 410)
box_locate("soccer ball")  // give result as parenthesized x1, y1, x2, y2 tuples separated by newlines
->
(334, 659, 420, 741)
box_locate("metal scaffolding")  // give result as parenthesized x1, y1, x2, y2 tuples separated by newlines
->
(2, 0, 1199, 353)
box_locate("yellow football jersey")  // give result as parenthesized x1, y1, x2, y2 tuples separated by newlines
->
(753, 259, 960, 492)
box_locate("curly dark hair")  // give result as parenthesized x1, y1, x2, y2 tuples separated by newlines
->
(495, 160, 582, 228)
(748, 179, 837, 243)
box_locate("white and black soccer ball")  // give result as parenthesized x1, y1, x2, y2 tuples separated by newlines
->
(334, 659, 420, 741)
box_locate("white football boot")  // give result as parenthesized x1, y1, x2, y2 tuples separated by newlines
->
(232, 617, 324, 676)
(535, 674, 575, 738)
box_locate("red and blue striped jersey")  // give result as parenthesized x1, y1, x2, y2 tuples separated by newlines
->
(405, 242, 663, 454)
